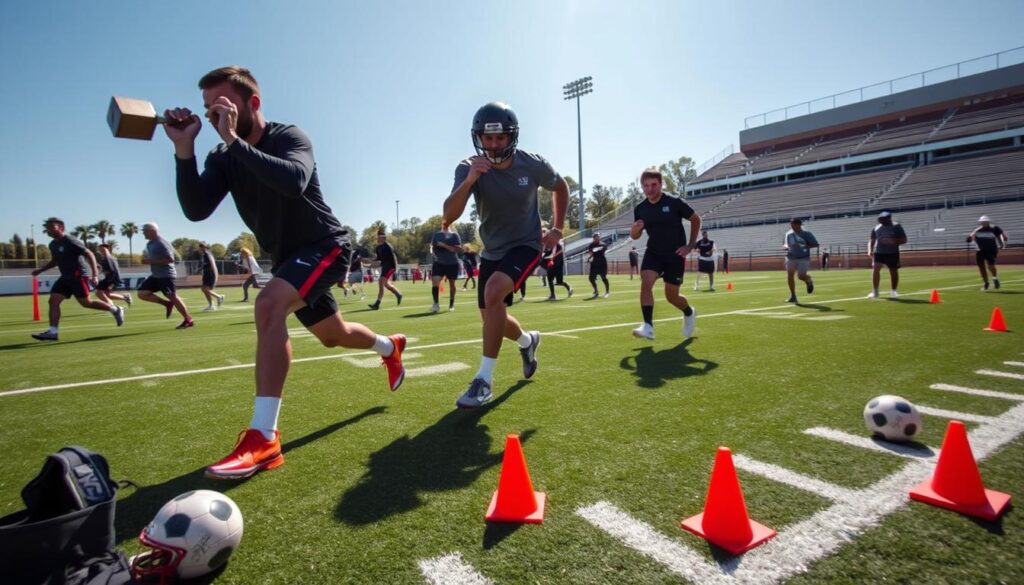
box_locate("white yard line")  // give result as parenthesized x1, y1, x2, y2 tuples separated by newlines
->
(1005, 361, 1024, 368)
(915, 405, 995, 424)
(418, 552, 494, 585)
(579, 400, 1024, 584)
(732, 454, 860, 503)
(929, 383, 1024, 401)
(802, 427, 937, 460)
(976, 369, 1024, 381)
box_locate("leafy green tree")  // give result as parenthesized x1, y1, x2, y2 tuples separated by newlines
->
(92, 220, 115, 245)
(35, 244, 51, 261)
(11, 234, 24, 259)
(359, 221, 388, 251)
(453, 221, 478, 249)
(586, 185, 622, 220)
(73, 224, 95, 245)
(209, 243, 227, 258)
(227, 233, 262, 258)
(563, 176, 582, 230)
(658, 156, 697, 195)
(172, 238, 203, 261)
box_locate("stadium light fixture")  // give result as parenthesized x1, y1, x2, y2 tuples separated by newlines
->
(563, 76, 593, 234)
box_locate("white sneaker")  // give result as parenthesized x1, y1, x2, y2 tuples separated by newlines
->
(217, 294, 225, 306)
(889, 290, 899, 299)
(203, 305, 216, 312)
(431, 303, 440, 313)
(124, 293, 133, 307)
(708, 286, 715, 292)
(602, 292, 610, 298)
(632, 323, 655, 340)
(456, 378, 493, 409)
(519, 331, 541, 379)
(113, 306, 125, 327)
(867, 290, 879, 299)
(683, 307, 697, 338)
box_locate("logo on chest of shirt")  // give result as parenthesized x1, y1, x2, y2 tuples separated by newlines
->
(58, 246, 64, 252)
(518, 176, 529, 187)
(662, 206, 670, 212)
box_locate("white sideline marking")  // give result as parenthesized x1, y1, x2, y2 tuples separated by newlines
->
(977, 369, 1024, 381)
(802, 427, 937, 460)
(803, 315, 851, 321)
(343, 352, 425, 369)
(1006, 361, 1024, 368)
(544, 332, 580, 339)
(929, 383, 1024, 401)
(915, 405, 995, 424)
(732, 454, 859, 502)
(406, 363, 470, 377)
(418, 552, 493, 585)
(579, 401, 1024, 584)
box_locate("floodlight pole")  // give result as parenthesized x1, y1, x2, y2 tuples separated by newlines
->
(563, 76, 593, 234)
(395, 200, 400, 231)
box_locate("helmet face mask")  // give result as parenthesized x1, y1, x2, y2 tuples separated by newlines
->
(472, 102, 519, 164)
(131, 529, 187, 585)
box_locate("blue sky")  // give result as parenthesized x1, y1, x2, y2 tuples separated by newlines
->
(1, 0, 1022, 251)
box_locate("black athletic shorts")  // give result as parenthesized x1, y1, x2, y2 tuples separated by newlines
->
(432, 262, 459, 280)
(202, 272, 217, 288)
(139, 276, 177, 296)
(51, 275, 91, 299)
(545, 259, 564, 279)
(698, 258, 715, 274)
(872, 252, 900, 270)
(96, 276, 121, 291)
(976, 250, 998, 266)
(478, 246, 541, 309)
(589, 257, 607, 277)
(641, 250, 685, 286)
(274, 239, 351, 327)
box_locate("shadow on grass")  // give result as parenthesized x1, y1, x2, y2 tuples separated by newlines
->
(890, 298, 930, 305)
(619, 339, 718, 389)
(794, 302, 838, 312)
(114, 406, 387, 543)
(335, 380, 534, 526)
(968, 503, 1012, 535)
(0, 331, 150, 351)
(403, 311, 440, 319)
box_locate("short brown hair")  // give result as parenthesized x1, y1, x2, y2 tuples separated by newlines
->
(199, 66, 260, 100)
(640, 167, 662, 184)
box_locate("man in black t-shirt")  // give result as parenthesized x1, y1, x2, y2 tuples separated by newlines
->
(95, 243, 132, 308)
(30, 218, 125, 341)
(967, 215, 1008, 291)
(693, 230, 716, 292)
(461, 247, 478, 290)
(628, 246, 639, 280)
(630, 168, 701, 340)
(587, 233, 610, 298)
(165, 66, 405, 480)
(369, 231, 403, 309)
(199, 242, 225, 311)
(542, 229, 573, 301)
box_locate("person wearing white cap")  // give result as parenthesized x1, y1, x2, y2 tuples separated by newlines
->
(867, 210, 907, 299)
(967, 215, 1007, 291)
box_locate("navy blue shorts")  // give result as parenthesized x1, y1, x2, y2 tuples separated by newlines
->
(96, 276, 122, 291)
(202, 272, 217, 288)
(274, 239, 350, 327)
(873, 253, 900, 270)
(51, 275, 91, 299)
(641, 250, 685, 286)
(589, 257, 608, 277)
(432, 262, 459, 280)
(478, 246, 541, 309)
(139, 276, 177, 296)
(976, 250, 998, 266)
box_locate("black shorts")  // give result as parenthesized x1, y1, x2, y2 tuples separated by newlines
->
(51, 275, 91, 299)
(380, 266, 396, 281)
(697, 258, 715, 274)
(629, 259, 638, 268)
(545, 259, 564, 279)
(976, 250, 998, 266)
(641, 250, 685, 286)
(139, 276, 177, 296)
(589, 258, 608, 277)
(96, 276, 121, 291)
(274, 239, 351, 327)
(202, 272, 217, 288)
(478, 246, 541, 309)
(432, 262, 459, 280)
(873, 252, 900, 270)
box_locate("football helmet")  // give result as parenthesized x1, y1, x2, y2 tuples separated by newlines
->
(472, 102, 519, 164)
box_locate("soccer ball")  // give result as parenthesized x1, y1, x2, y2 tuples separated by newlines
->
(131, 490, 244, 581)
(863, 395, 922, 442)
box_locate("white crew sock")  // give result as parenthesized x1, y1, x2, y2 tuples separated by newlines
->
(48, 326, 58, 334)
(476, 356, 497, 383)
(108, 306, 119, 314)
(250, 396, 282, 441)
(372, 335, 395, 356)
(517, 331, 533, 348)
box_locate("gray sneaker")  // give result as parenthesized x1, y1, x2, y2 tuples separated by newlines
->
(32, 330, 58, 341)
(683, 307, 697, 338)
(124, 293, 133, 307)
(456, 378, 493, 409)
(519, 331, 541, 379)
(113, 306, 125, 327)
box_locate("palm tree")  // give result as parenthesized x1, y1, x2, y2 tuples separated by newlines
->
(120, 222, 138, 266)
(73, 224, 95, 245)
(93, 220, 115, 245)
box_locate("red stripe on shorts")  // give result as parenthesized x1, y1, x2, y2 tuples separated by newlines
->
(298, 246, 344, 298)
(514, 253, 542, 290)
(383, 268, 396, 280)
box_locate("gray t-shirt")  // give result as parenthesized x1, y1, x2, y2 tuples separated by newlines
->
(784, 229, 818, 259)
(870, 223, 906, 255)
(453, 150, 560, 261)
(146, 237, 177, 278)
(431, 231, 462, 265)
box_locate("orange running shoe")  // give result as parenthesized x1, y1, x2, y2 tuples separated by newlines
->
(205, 429, 284, 480)
(381, 334, 406, 391)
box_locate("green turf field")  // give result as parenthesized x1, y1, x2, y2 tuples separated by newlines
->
(1, 267, 1021, 584)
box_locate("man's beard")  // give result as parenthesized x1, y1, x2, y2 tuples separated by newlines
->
(235, 109, 254, 140)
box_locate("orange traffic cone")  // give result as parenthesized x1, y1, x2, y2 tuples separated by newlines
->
(440, 285, 445, 293)
(726, 282, 733, 292)
(929, 289, 941, 304)
(32, 278, 41, 321)
(909, 420, 1010, 520)
(486, 434, 545, 523)
(681, 447, 776, 555)
(984, 307, 1008, 332)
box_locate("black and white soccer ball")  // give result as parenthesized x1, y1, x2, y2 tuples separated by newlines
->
(132, 489, 244, 582)
(863, 395, 922, 442)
